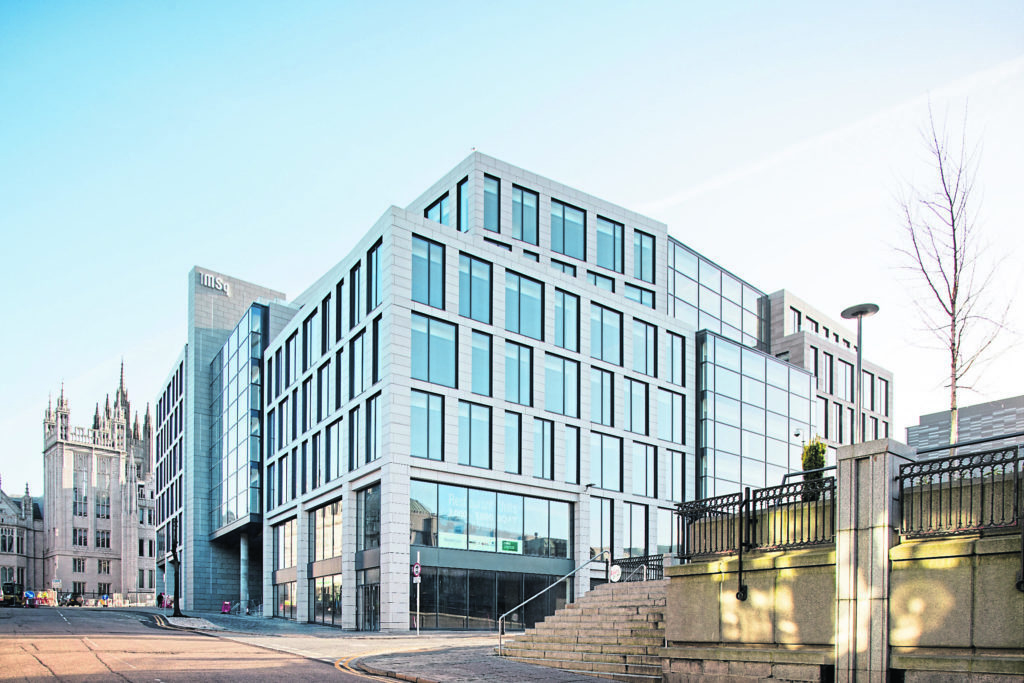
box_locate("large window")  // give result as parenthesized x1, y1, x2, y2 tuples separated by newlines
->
(590, 432, 622, 492)
(658, 389, 685, 444)
(511, 186, 539, 244)
(484, 175, 500, 232)
(505, 341, 533, 407)
(459, 255, 491, 324)
(504, 412, 522, 475)
(533, 418, 554, 480)
(668, 332, 685, 386)
(544, 354, 579, 418)
(551, 199, 585, 261)
(350, 331, 366, 398)
(505, 272, 543, 340)
(632, 442, 656, 497)
(357, 484, 380, 551)
(311, 500, 343, 562)
(624, 503, 648, 557)
(591, 304, 622, 365)
(411, 314, 457, 387)
(367, 241, 382, 311)
(425, 193, 450, 226)
(471, 331, 492, 396)
(459, 401, 491, 469)
(596, 217, 623, 273)
(366, 393, 381, 463)
(564, 425, 580, 485)
(632, 320, 656, 377)
(624, 378, 649, 435)
(457, 177, 469, 232)
(275, 519, 297, 569)
(591, 367, 613, 426)
(554, 289, 579, 352)
(634, 230, 655, 283)
(412, 236, 445, 309)
(350, 263, 363, 329)
(409, 481, 569, 560)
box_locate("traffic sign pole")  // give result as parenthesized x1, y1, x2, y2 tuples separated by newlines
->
(416, 552, 421, 637)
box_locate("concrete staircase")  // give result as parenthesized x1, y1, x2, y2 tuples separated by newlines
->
(500, 579, 667, 682)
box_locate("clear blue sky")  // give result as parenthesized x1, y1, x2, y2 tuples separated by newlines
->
(2, 1, 1022, 494)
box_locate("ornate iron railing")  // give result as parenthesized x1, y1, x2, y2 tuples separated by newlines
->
(897, 445, 1021, 538)
(675, 476, 836, 601)
(610, 554, 664, 581)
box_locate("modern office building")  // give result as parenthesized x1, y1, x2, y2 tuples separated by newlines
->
(907, 394, 1024, 451)
(256, 153, 835, 633)
(41, 371, 157, 602)
(766, 290, 893, 458)
(0, 480, 44, 594)
(154, 267, 291, 611)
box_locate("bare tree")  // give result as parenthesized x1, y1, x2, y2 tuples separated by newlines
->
(897, 105, 1009, 445)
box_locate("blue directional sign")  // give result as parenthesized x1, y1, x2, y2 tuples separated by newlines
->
(24, 591, 35, 599)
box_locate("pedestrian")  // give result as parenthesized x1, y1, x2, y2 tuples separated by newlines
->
(157, 592, 164, 608)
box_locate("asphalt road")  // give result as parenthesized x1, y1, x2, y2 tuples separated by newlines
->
(0, 606, 371, 682)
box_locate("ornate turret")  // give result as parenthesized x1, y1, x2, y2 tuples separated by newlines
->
(22, 484, 30, 520)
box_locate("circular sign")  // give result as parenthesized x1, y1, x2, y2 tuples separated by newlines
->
(412, 562, 421, 577)
(609, 565, 622, 583)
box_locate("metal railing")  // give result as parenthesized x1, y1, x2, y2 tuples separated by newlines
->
(676, 476, 836, 601)
(497, 550, 609, 657)
(611, 554, 664, 581)
(897, 444, 1021, 537)
(897, 439, 1023, 592)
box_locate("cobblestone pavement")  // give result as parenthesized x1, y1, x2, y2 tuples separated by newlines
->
(147, 608, 608, 682)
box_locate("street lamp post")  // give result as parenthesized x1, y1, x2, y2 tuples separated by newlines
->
(841, 303, 879, 445)
(170, 519, 184, 618)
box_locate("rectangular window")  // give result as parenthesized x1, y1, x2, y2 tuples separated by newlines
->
(321, 294, 332, 356)
(367, 241, 382, 312)
(505, 271, 544, 340)
(411, 314, 457, 387)
(98, 559, 111, 574)
(790, 307, 802, 333)
(632, 320, 657, 376)
(335, 280, 345, 342)
(591, 367, 613, 426)
(412, 236, 445, 309)
(411, 391, 444, 461)
(596, 216, 623, 273)
(471, 331, 492, 396)
(457, 177, 469, 232)
(425, 193, 450, 226)
(504, 341, 533, 407)
(632, 442, 656, 497)
(302, 378, 312, 432)
(302, 312, 316, 372)
(98, 582, 111, 597)
(317, 362, 331, 423)
(591, 303, 622, 365)
(879, 378, 889, 416)
(366, 394, 381, 463)
(633, 230, 655, 283)
(350, 331, 366, 398)
(372, 315, 382, 384)
(459, 254, 492, 324)
(658, 389, 685, 444)
(459, 401, 491, 469)
(625, 502, 648, 557)
(544, 354, 579, 417)
(285, 333, 297, 386)
(564, 425, 580, 485)
(554, 289, 579, 352)
(350, 263, 363, 329)
(357, 484, 381, 551)
(533, 418, 554, 480)
(73, 557, 85, 573)
(670, 450, 684, 503)
(590, 433, 622, 492)
(551, 199, 585, 260)
(624, 283, 654, 309)
(625, 378, 649, 435)
(551, 259, 577, 277)
(267, 462, 276, 509)
(483, 175, 500, 232)
(349, 405, 363, 469)
(504, 412, 522, 475)
(823, 352, 835, 394)
(587, 271, 615, 292)
(96, 530, 111, 548)
(511, 186, 539, 244)
(590, 497, 612, 558)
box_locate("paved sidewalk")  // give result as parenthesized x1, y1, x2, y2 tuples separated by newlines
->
(137, 608, 607, 681)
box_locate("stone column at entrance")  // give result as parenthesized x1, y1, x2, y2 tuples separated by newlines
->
(239, 533, 249, 608)
(835, 439, 917, 683)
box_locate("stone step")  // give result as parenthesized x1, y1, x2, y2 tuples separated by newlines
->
(503, 653, 663, 682)
(533, 621, 663, 635)
(504, 639, 664, 656)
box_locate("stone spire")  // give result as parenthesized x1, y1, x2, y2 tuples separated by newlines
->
(143, 404, 152, 439)
(93, 403, 101, 429)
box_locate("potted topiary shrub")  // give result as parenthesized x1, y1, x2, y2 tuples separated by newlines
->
(801, 436, 827, 501)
